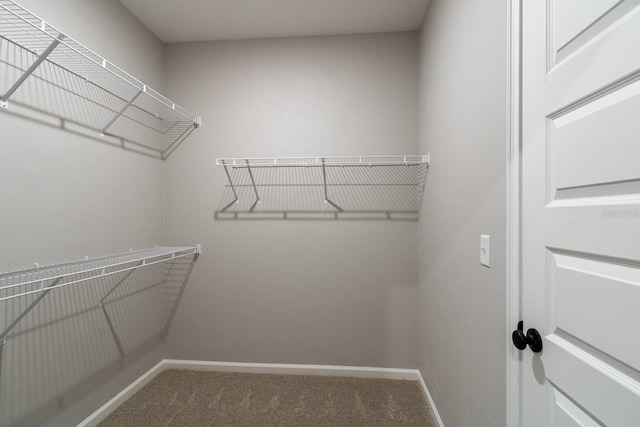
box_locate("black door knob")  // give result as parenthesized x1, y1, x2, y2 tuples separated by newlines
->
(512, 321, 543, 353)
(512, 322, 528, 350)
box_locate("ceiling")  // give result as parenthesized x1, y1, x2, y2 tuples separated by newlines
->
(118, 0, 430, 44)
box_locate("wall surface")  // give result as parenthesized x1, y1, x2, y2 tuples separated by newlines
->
(164, 32, 420, 368)
(1, 0, 166, 266)
(417, 0, 508, 426)
(0, 1, 167, 425)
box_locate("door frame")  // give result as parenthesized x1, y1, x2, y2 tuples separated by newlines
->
(506, 0, 522, 426)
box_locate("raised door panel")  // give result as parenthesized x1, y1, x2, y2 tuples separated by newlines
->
(550, 80, 640, 196)
(551, 252, 640, 371)
(553, 387, 603, 427)
(552, 0, 620, 55)
(547, 0, 640, 110)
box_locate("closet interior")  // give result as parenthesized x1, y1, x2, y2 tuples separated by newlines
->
(0, 0, 512, 425)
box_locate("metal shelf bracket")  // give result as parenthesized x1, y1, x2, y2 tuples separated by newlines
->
(322, 157, 343, 212)
(246, 159, 261, 212)
(100, 86, 145, 138)
(220, 159, 240, 211)
(0, 32, 65, 110)
(0, 277, 62, 345)
(98, 261, 144, 308)
(162, 250, 199, 340)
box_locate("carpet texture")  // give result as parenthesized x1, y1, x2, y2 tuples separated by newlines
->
(100, 369, 436, 426)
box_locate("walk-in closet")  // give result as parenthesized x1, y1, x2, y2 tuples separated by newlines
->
(4, 0, 638, 426)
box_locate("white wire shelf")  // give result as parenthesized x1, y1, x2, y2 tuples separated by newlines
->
(0, 0, 200, 158)
(216, 155, 430, 220)
(216, 155, 430, 168)
(0, 246, 200, 302)
(0, 244, 200, 364)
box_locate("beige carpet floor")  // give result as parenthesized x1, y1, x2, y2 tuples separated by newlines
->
(100, 369, 436, 426)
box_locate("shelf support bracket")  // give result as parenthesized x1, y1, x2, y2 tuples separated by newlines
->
(246, 159, 261, 212)
(97, 261, 143, 358)
(162, 252, 199, 340)
(322, 158, 343, 212)
(100, 87, 145, 138)
(221, 159, 239, 210)
(0, 277, 62, 345)
(1, 33, 65, 110)
(98, 261, 144, 307)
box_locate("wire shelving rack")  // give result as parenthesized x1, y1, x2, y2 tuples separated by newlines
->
(0, 0, 201, 158)
(0, 245, 200, 349)
(216, 155, 430, 220)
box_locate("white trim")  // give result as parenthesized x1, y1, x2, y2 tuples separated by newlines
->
(79, 359, 444, 426)
(506, 0, 523, 426)
(77, 360, 166, 427)
(416, 369, 445, 427)
(163, 359, 419, 380)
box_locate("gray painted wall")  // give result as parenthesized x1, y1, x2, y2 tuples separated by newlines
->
(163, 32, 420, 368)
(0, 1, 167, 425)
(1, 0, 166, 266)
(417, 0, 507, 426)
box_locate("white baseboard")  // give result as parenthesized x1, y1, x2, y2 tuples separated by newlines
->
(80, 359, 444, 426)
(78, 360, 166, 427)
(163, 359, 419, 380)
(416, 369, 445, 427)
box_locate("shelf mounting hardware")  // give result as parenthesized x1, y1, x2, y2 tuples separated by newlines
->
(0, 277, 62, 347)
(246, 159, 261, 212)
(162, 250, 199, 339)
(98, 261, 144, 308)
(100, 86, 145, 138)
(0, 33, 65, 110)
(220, 159, 239, 211)
(322, 157, 343, 212)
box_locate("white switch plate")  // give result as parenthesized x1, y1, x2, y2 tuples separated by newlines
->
(480, 235, 491, 267)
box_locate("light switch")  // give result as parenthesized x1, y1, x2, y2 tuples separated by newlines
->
(480, 235, 491, 267)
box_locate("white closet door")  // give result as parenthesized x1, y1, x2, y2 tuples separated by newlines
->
(520, 1, 640, 425)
